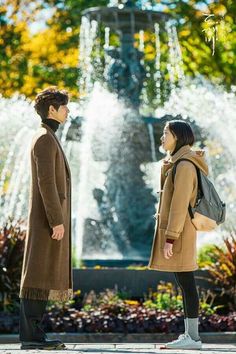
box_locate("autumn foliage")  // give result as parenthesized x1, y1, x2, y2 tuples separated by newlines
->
(1, 0, 236, 99)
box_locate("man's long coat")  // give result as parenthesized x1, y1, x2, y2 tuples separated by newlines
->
(20, 123, 73, 301)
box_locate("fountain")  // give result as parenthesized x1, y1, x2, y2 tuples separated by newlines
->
(0, 0, 233, 268)
(75, 0, 180, 265)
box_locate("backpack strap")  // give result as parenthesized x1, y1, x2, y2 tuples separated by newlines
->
(172, 158, 202, 219)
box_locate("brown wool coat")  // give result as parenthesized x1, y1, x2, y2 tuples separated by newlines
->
(148, 145, 209, 272)
(19, 123, 73, 301)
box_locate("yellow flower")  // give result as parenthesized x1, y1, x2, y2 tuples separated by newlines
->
(74, 290, 81, 296)
(124, 300, 139, 306)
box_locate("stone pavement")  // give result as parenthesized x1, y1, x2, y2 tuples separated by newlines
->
(0, 343, 235, 354)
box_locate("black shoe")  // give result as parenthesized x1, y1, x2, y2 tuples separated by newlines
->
(21, 338, 66, 350)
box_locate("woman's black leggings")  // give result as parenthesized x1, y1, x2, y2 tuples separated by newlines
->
(174, 271, 199, 318)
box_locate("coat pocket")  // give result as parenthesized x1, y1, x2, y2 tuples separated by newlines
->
(159, 228, 167, 250)
(159, 228, 182, 254)
(172, 235, 182, 254)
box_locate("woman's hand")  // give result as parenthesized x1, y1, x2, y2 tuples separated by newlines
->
(164, 242, 173, 259)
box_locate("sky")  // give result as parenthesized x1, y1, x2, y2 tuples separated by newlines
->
(29, 7, 55, 34)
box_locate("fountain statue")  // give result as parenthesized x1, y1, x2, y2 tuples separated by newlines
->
(76, 0, 186, 264)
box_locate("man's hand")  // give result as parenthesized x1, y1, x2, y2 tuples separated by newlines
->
(52, 224, 64, 241)
(164, 242, 173, 259)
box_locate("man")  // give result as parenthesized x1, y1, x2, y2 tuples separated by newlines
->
(19, 87, 73, 350)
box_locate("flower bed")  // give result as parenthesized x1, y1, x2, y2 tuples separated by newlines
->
(2, 285, 236, 334)
(43, 304, 236, 334)
(0, 305, 235, 334)
(42, 286, 236, 333)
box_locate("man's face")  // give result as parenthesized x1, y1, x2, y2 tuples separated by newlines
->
(48, 104, 70, 124)
(56, 104, 70, 123)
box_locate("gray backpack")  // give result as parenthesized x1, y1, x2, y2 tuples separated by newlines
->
(172, 159, 226, 231)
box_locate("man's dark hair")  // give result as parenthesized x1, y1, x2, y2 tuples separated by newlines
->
(166, 120, 195, 155)
(34, 87, 69, 120)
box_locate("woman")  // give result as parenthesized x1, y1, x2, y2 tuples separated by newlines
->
(149, 120, 208, 350)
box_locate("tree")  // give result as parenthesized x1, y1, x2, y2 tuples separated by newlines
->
(21, 24, 79, 98)
(0, 1, 30, 97)
(28, 0, 236, 93)
(158, 0, 236, 88)
(0, 0, 83, 99)
(0, 0, 235, 99)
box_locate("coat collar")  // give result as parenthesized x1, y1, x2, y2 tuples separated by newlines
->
(168, 145, 191, 164)
(41, 122, 57, 136)
(41, 123, 71, 178)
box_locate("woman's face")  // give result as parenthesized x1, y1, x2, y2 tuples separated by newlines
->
(161, 125, 177, 153)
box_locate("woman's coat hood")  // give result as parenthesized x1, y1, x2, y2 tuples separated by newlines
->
(168, 145, 209, 176)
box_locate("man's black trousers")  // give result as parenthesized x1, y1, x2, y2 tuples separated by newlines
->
(19, 298, 47, 342)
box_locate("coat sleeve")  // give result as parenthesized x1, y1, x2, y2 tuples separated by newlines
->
(165, 161, 196, 241)
(33, 134, 64, 228)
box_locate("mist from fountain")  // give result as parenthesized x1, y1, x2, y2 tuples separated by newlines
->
(0, 97, 81, 229)
(156, 79, 236, 240)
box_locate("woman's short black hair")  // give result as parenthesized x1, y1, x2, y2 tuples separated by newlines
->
(166, 120, 195, 155)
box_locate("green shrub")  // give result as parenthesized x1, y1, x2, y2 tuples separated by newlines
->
(144, 281, 220, 315)
(0, 219, 25, 312)
(199, 234, 236, 311)
(198, 244, 218, 267)
(144, 282, 182, 311)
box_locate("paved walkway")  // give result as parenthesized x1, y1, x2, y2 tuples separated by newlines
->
(0, 343, 235, 354)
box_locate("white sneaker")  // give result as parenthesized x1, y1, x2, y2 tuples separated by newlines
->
(161, 333, 202, 350)
(177, 333, 187, 340)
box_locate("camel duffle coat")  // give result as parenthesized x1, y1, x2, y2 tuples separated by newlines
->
(19, 123, 73, 301)
(148, 145, 208, 272)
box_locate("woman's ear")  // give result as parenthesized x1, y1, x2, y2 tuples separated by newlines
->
(171, 131, 177, 142)
(173, 133, 177, 141)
